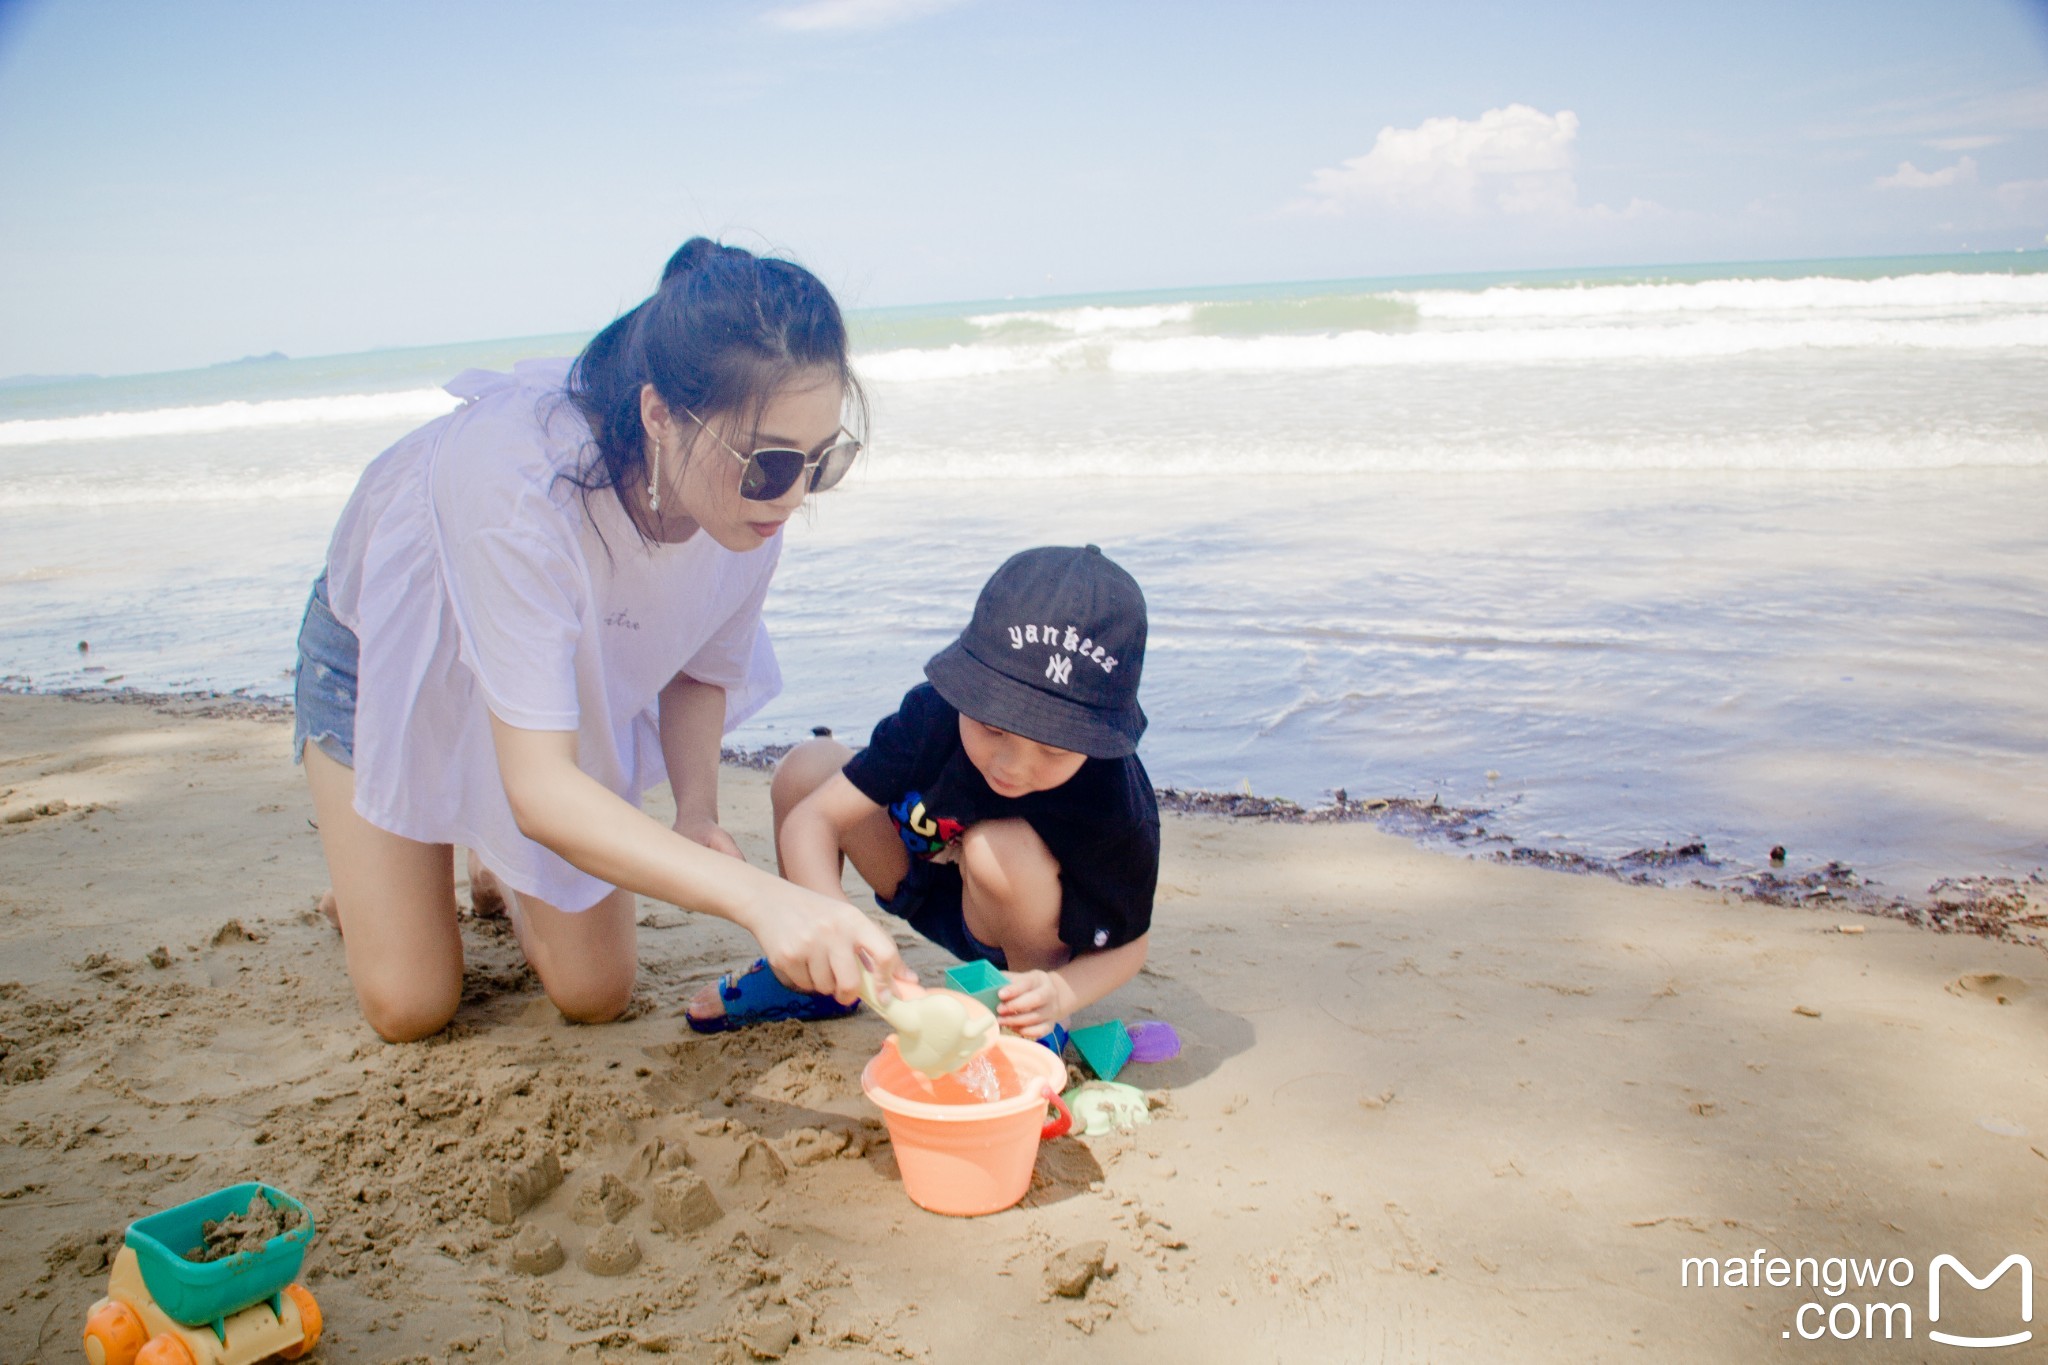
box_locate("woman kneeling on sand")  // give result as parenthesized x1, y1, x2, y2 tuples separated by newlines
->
(295, 239, 908, 1042)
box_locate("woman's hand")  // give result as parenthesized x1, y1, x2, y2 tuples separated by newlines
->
(675, 814, 744, 861)
(996, 969, 1078, 1039)
(748, 882, 911, 1003)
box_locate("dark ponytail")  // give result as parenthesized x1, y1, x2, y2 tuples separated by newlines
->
(562, 238, 864, 539)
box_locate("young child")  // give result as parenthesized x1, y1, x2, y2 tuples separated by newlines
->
(689, 544, 1157, 1045)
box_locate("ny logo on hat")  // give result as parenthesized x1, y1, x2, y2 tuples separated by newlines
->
(1006, 622, 1118, 676)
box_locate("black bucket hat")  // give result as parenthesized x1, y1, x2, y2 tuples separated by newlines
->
(925, 545, 1148, 759)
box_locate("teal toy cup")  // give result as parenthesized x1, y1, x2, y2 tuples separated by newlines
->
(944, 960, 1009, 1014)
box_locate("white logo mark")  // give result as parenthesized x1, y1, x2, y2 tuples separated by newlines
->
(1045, 654, 1073, 685)
(1005, 623, 1116, 675)
(1929, 1253, 2033, 1349)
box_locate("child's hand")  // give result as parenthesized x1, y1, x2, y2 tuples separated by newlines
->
(996, 969, 1076, 1039)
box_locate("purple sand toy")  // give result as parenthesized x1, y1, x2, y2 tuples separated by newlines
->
(1126, 1020, 1181, 1063)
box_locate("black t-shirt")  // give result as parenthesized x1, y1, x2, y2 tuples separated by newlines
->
(841, 683, 1159, 956)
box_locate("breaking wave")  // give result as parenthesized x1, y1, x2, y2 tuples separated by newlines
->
(858, 312, 2048, 382)
(0, 389, 459, 447)
(1397, 270, 2048, 320)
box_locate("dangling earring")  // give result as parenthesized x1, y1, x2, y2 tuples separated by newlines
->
(646, 435, 662, 514)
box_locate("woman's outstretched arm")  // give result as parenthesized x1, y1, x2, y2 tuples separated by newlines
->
(488, 715, 905, 1001)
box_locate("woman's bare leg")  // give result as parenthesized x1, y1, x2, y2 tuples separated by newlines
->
(502, 885, 639, 1023)
(303, 744, 463, 1042)
(310, 748, 634, 1029)
(505, 888, 638, 1023)
(465, 849, 508, 919)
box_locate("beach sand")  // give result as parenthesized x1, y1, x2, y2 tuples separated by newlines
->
(3, 693, 2043, 1362)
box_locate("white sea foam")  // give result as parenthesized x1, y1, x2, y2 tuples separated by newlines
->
(0, 470, 364, 509)
(965, 302, 1196, 335)
(858, 312, 2048, 383)
(859, 343, 1072, 381)
(1110, 315, 2048, 371)
(0, 389, 460, 447)
(849, 431, 2046, 480)
(1396, 271, 2048, 320)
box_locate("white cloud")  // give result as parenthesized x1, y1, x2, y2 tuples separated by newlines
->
(1812, 84, 2048, 141)
(1995, 178, 2048, 213)
(1925, 134, 2004, 152)
(1873, 156, 1979, 190)
(1296, 104, 1653, 222)
(767, 0, 968, 31)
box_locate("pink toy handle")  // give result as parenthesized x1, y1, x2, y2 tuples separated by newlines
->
(1040, 1085, 1074, 1141)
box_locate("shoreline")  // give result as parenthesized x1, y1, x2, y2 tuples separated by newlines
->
(6, 681, 2041, 950)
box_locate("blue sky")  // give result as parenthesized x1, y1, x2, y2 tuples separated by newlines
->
(2, 0, 2045, 376)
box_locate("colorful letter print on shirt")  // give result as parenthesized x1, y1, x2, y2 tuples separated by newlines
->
(888, 791, 965, 859)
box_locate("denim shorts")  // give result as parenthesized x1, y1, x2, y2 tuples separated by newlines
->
(293, 574, 358, 768)
(875, 858, 1008, 969)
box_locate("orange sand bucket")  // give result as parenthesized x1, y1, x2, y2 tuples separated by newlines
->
(861, 1034, 1074, 1216)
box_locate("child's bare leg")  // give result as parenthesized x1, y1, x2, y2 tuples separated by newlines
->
(303, 744, 463, 1042)
(959, 819, 1072, 1039)
(688, 736, 900, 1024)
(502, 886, 639, 1024)
(768, 737, 852, 874)
(958, 818, 1070, 972)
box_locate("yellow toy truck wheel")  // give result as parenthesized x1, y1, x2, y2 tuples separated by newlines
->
(134, 1335, 196, 1365)
(82, 1301, 148, 1365)
(277, 1284, 322, 1358)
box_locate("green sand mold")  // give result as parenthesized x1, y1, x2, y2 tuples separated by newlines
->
(944, 960, 1008, 1014)
(1069, 1020, 1135, 1082)
(1062, 1080, 1151, 1136)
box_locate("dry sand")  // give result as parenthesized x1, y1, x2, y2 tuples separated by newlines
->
(2, 693, 2043, 1362)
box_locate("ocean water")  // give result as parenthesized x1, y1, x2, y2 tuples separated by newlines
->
(3, 253, 2044, 901)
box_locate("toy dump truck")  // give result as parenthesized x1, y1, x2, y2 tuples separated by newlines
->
(82, 1182, 322, 1365)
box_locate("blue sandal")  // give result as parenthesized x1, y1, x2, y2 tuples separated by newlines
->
(687, 958, 861, 1034)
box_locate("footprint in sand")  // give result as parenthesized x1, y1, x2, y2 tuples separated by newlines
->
(1946, 972, 2029, 1006)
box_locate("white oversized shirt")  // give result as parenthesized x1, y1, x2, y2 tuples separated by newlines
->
(323, 359, 781, 911)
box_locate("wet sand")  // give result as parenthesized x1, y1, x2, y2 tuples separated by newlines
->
(3, 693, 2044, 1362)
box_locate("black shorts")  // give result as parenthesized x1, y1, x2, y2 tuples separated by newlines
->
(874, 859, 1008, 968)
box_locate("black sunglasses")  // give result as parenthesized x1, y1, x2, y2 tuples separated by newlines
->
(684, 408, 861, 501)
